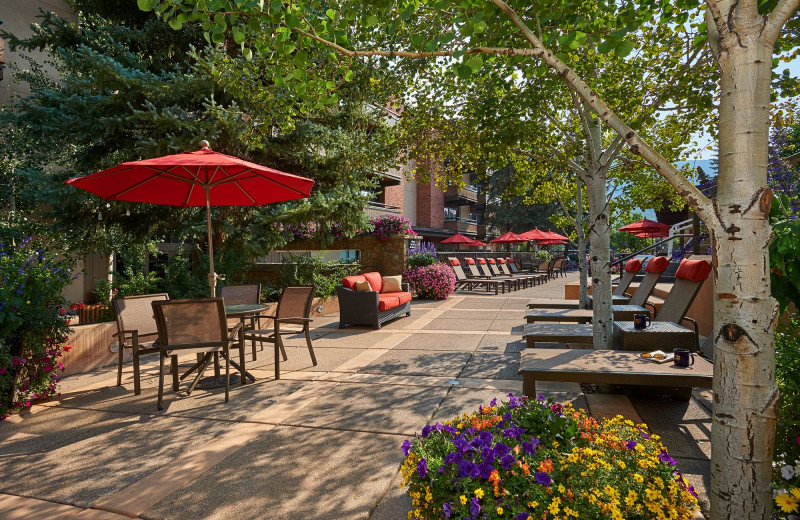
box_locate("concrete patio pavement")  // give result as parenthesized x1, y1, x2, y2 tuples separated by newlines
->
(0, 272, 712, 519)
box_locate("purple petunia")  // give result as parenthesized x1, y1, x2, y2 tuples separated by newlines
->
(470, 497, 481, 516)
(534, 471, 552, 486)
(657, 449, 677, 466)
(490, 398, 497, 407)
(521, 438, 540, 455)
(417, 459, 428, 479)
(625, 440, 637, 450)
(516, 512, 529, 520)
(401, 439, 411, 457)
(638, 427, 651, 439)
(493, 442, 511, 457)
(457, 460, 474, 478)
(478, 461, 494, 479)
(503, 426, 525, 440)
(421, 425, 432, 438)
(500, 453, 516, 470)
(443, 501, 452, 518)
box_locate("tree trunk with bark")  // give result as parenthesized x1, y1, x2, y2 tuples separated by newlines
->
(575, 180, 589, 309)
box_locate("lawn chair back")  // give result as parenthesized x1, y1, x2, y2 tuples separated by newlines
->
(536, 260, 550, 273)
(467, 259, 484, 278)
(219, 283, 261, 305)
(614, 258, 643, 297)
(448, 258, 470, 281)
(655, 258, 712, 323)
(507, 258, 521, 274)
(487, 258, 503, 276)
(477, 258, 495, 277)
(151, 298, 228, 350)
(276, 286, 315, 323)
(552, 259, 564, 277)
(629, 256, 669, 307)
(113, 293, 169, 338)
(498, 260, 513, 276)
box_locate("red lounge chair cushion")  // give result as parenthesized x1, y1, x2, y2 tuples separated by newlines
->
(478, 258, 487, 264)
(488, 258, 496, 264)
(363, 272, 383, 293)
(342, 275, 366, 291)
(396, 292, 412, 305)
(449, 258, 461, 266)
(497, 258, 506, 264)
(465, 258, 476, 265)
(645, 256, 670, 274)
(676, 258, 712, 282)
(378, 293, 401, 311)
(625, 258, 643, 273)
(506, 258, 514, 264)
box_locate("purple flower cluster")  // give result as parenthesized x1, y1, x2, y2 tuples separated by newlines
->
(403, 263, 456, 300)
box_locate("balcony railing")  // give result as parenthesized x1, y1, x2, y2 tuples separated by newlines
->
(366, 201, 402, 219)
(444, 185, 478, 204)
(444, 217, 478, 234)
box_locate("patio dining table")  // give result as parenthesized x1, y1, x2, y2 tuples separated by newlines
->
(194, 303, 266, 389)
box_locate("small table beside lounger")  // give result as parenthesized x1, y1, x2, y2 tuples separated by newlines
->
(518, 348, 713, 401)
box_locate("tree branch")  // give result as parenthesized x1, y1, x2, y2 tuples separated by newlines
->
(490, 0, 716, 227)
(704, 0, 729, 40)
(764, 0, 800, 44)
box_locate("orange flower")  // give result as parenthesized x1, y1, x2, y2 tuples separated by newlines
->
(539, 459, 554, 473)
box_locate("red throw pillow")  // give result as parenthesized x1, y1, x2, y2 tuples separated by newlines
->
(449, 258, 461, 266)
(645, 256, 670, 274)
(465, 258, 476, 265)
(488, 258, 496, 264)
(342, 275, 366, 291)
(625, 258, 643, 273)
(675, 258, 712, 282)
(506, 258, 515, 264)
(497, 258, 506, 264)
(478, 258, 487, 264)
(363, 272, 383, 293)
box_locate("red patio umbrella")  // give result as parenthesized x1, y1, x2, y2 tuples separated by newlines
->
(490, 231, 525, 244)
(442, 233, 478, 245)
(619, 218, 670, 236)
(517, 228, 548, 241)
(539, 230, 569, 241)
(66, 141, 315, 296)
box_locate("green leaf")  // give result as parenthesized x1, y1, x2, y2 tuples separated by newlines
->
(212, 31, 225, 43)
(473, 20, 487, 34)
(294, 49, 307, 66)
(456, 64, 472, 80)
(285, 12, 300, 28)
(168, 19, 183, 30)
(466, 55, 483, 72)
(326, 9, 335, 20)
(614, 40, 635, 58)
(366, 14, 379, 27)
(344, 70, 354, 82)
(232, 26, 245, 44)
(137, 0, 155, 12)
(242, 47, 253, 61)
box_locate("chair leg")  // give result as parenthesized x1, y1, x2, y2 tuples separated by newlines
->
(187, 354, 211, 396)
(117, 342, 124, 387)
(132, 345, 141, 395)
(251, 338, 258, 362)
(157, 353, 165, 411)
(224, 345, 230, 404)
(279, 339, 288, 362)
(239, 336, 247, 386)
(171, 355, 179, 391)
(304, 327, 317, 366)
(274, 338, 281, 381)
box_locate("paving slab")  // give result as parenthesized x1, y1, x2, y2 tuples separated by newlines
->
(300, 332, 383, 349)
(0, 493, 84, 519)
(437, 309, 499, 321)
(391, 333, 481, 352)
(432, 387, 587, 423)
(246, 345, 366, 374)
(673, 456, 711, 516)
(0, 414, 233, 508)
(631, 397, 712, 461)
(282, 383, 448, 435)
(369, 471, 412, 520)
(476, 335, 527, 353)
(452, 297, 507, 310)
(421, 318, 493, 332)
(460, 351, 522, 380)
(488, 319, 525, 333)
(143, 426, 404, 520)
(360, 349, 472, 378)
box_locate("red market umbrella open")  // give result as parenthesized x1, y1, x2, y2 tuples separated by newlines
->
(442, 233, 478, 244)
(66, 141, 315, 295)
(490, 231, 525, 244)
(518, 228, 548, 241)
(619, 218, 670, 236)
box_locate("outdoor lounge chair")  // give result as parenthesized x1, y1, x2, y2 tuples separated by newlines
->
(477, 258, 519, 291)
(448, 258, 503, 294)
(151, 298, 242, 410)
(586, 257, 644, 307)
(112, 293, 170, 395)
(219, 283, 262, 360)
(521, 257, 711, 349)
(506, 258, 547, 285)
(244, 286, 317, 381)
(487, 258, 527, 289)
(497, 258, 537, 287)
(525, 256, 669, 322)
(526, 256, 660, 310)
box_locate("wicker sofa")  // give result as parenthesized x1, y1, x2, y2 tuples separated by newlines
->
(336, 272, 412, 329)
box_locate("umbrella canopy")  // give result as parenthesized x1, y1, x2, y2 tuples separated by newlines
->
(619, 218, 670, 235)
(471, 239, 488, 246)
(442, 233, 478, 244)
(540, 230, 569, 241)
(490, 231, 525, 244)
(537, 239, 569, 245)
(635, 230, 670, 238)
(517, 228, 548, 241)
(66, 141, 315, 295)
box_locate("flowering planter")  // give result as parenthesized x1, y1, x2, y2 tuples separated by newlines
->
(401, 393, 699, 519)
(403, 263, 457, 300)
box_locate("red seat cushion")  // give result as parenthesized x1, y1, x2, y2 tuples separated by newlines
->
(478, 258, 487, 264)
(497, 258, 506, 264)
(363, 272, 383, 293)
(675, 258, 712, 282)
(449, 258, 461, 266)
(465, 258, 476, 265)
(395, 292, 412, 305)
(378, 293, 401, 311)
(488, 258, 496, 264)
(625, 258, 643, 273)
(342, 275, 366, 291)
(506, 258, 514, 264)
(645, 256, 670, 274)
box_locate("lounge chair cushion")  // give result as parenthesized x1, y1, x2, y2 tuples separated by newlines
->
(355, 280, 374, 292)
(625, 258, 643, 273)
(363, 272, 383, 293)
(478, 258, 487, 264)
(449, 258, 461, 266)
(396, 292, 412, 305)
(378, 293, 402, 311)
(488, 258, 497, 264)
(497, 258, 506, 264)
(676, 258, 712, 282)
(381, 275, 403, 293)
(506, 258, 514, 264)
(465, 258, 476, 265)
(645, 256, 670, 273)
(342, 275, 367, 290)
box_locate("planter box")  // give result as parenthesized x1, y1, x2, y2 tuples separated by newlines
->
(78, 304, 111, 324)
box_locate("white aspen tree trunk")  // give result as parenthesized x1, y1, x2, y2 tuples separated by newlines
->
(709, 36, 779, 520)
(575, 179, 589, 309)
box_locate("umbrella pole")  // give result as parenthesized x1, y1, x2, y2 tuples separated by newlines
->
(205, 186, 216, 297)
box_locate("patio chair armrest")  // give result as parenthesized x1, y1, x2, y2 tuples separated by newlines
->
(227, 322, 243, 342)
(252, 314, 277, 325)
(680, 317, 700, 349)
(402, 283, 410, 292)
(644, 301, 657, 314)
(275, 317, 313, 324)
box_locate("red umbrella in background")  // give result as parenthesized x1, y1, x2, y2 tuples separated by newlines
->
(635, 230, 670, 238)
(442, 233, 485, 251)
(490, 231, 525, 244)
(518, 228, 548, 241)
(619, 218, 670, 236)
(540, 230, 569, 241)
(66, 141, 315, 296)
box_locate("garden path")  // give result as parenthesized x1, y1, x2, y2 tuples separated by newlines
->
(0, 272, 711, 519)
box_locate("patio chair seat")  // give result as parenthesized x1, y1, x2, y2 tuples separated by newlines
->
(378, 293, 410, 311)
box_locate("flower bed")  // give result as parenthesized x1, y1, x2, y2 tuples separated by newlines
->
(401, 393, 699, 519)
(403, 263, 456, 300)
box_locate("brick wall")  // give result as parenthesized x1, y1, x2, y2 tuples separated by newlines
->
(383, 184, 405, 213)
(416, 180, 445, 228)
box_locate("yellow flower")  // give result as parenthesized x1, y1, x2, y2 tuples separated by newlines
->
(474, 488, 485, 499)
(558, 484, 566, 494)
(528, 501, 539, 509)
(496, 506, 504, 515)
(776, 491, 800, 513)
(460, 495, 467, 505)
(633, 474, 644, 483)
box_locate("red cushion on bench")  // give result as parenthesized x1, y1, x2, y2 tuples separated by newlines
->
(675, 258, 712, 282)
(497, 258, 506, 264)
(478, 258, 487, 264)
(342, 275, 366, 291)
(363, 272, 383, 293)
(465, 258, 476, 265)
(506, 258, 515, 264)
(625, 258, 643, 273)
(645, 256, 670, 274)
(449, 258, 461, 266)
(396, 292, 412, 305)
(378, 293, 401, 311)
(488, 258, 496, 264)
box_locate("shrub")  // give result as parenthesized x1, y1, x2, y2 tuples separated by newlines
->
(773, 316, 800, 518)
(279, 253, 360, 300)
(403, 263, 456, 300)
(407, 242, 439, 268)
(0, 239, 74, 419)
(367, 215, 416, 241)
(402, 393, 699, 520)
(534, 249, 552, 261)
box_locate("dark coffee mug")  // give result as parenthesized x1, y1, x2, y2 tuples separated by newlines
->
(674, 349, 695, 367)
(633, 314, 651, 330)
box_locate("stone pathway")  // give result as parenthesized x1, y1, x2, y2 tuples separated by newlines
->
(0, 272, 711, 518)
